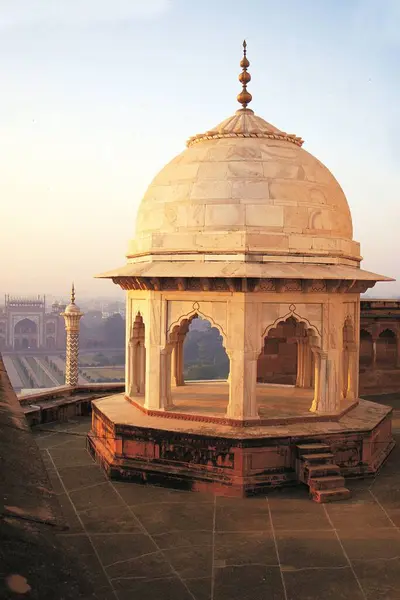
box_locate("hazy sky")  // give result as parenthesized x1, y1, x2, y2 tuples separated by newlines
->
(0, 0, 399, 299)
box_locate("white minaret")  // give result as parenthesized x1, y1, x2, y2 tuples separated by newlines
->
(61, 284, 83, 386)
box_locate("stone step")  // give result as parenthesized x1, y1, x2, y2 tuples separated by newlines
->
(296, 443, 331, 456)
(306, 463, 341, 479)
(302, 453, 335, 464)
(308, 475, 345, 491)
(311, 487, 351, 503)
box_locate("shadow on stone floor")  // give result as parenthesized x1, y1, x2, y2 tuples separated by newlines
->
(32, 420, 400, 600)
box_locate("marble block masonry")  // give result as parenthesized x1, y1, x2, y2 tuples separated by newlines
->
(88, 42, 395, 501)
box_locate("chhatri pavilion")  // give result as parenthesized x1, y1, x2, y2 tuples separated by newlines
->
(89, 43, 395, 501)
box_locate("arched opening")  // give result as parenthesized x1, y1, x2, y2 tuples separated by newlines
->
(14, 318, 38, 350)
(161, 314, 229, 414)
(46, 322, 56, 335)
(183, 316, 229, 382)
(257, 315, 319, 414)
(128, 313, 146, 398)
(15, 318, 37, 335)
(258, 316, 316, 389)
(257, 316, 300, 385)
(359, 329, 373, 367)
(377, 329, 397, 368)
(342, 318, 356, 400)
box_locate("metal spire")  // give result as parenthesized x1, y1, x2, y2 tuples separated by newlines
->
(237, 40, 252, 109)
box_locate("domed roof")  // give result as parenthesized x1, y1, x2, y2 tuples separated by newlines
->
(97, 43, 392, 286)
(64, 302, 81, 315)
(130, 106, 359, 266)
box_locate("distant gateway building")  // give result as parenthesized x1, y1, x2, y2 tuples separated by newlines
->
(0, 295, 66, 350)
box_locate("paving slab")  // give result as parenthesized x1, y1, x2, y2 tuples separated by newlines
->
(31, 418, 400, 600)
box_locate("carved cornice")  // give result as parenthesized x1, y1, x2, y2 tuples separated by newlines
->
(113, 276, 371, 294)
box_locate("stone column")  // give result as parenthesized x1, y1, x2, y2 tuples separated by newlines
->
(127, 339, 134, 395)
(129, 341, 146, 397)
(61, 284, 83, 387)
(341, 348, 349, 399)
(160, 349, 173, 409)
(144, 294, 163, 410)
(303, 342, 313, 388)
(171, 332, 185, 387)
(176, 333, 185, 386)
(296, 338, 313, 388)
(296, 339, 304, 387)
(227, 350, 259, 419)
(310, 350, 320, 412)
(170, 343, 178, 387)
(310, 350, 328, 412)
(346, 343, 357, 401)
(138, 343, 146, 394)
(226, 298, 259, 420)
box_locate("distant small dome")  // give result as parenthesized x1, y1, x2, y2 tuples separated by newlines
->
(64, 302, 81, 314)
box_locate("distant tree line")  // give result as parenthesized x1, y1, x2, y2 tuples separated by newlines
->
(183, 322, 229, 380)
(80, 313, 125, 349)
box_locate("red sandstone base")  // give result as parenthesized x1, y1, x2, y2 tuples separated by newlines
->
(87, 394, 395, 497)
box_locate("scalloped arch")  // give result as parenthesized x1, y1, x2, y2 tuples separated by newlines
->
(262, 311, 321, 345)
(167, 309, 227, 347)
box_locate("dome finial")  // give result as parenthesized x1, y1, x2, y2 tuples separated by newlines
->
(237, 39, 252, 109)
(71, 282, 75, 304)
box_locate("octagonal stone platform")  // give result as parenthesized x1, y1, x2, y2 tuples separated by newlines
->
(88, 388, 395, 497)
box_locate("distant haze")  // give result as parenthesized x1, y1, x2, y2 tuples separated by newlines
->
(1, 0, 399, 298)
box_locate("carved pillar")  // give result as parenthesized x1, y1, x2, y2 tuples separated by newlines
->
(144, 294, 163, 410)
(341, 347, 349, 399)
(296, 338, 312, 388)
(227, 351, 258, 419)
(170, 343, 178, 387)
(176, 334, 185, 385)
(310, 350, 328, 412)
(138, 342, 146, 394)
(303, 342, 313, 388)
(296, 339, 304, 387)
(310, 349, 320, 412)
(127, 339, 134, 395)
(346, 343, 357, 401)
(319, 353, 328, 410)
(129, 340, 146, 397)
(226, 298, 259, 420)
(171, 332, 185, 387)
(160, 349, 173, 409)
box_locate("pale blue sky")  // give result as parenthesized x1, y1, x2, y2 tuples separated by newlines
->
(0, 0, 399, 298)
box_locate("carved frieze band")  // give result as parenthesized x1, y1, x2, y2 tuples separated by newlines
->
(113, 276, 373, 294)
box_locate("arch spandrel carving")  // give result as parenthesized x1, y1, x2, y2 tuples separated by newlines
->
(259, 303, 322, 350)
(167, 300, 228, 346)
(12, 315, 40, 331)
(167, 310, 227, 349)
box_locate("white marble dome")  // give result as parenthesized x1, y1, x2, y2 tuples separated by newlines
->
(128, 108, 360, 266)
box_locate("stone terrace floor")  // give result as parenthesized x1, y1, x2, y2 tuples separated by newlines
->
(34, 400, 400, 600)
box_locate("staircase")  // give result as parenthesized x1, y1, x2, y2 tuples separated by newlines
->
(295, 442, 351, 503)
